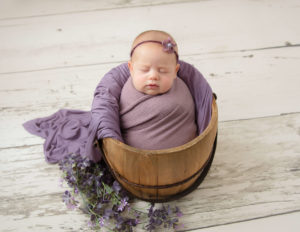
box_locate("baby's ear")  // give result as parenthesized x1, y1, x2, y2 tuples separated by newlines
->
(175, 63, 180, 73)
(128, 61, 136, 78)
(128, 61, 133, 72)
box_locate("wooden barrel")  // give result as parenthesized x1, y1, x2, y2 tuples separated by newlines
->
(102, 98, 218, 202)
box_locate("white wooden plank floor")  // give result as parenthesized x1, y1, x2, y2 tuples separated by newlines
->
(1, 0, 300, 231)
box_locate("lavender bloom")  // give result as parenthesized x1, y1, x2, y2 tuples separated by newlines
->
(175, 223, 185, 230)
(166, 205, 172, 216)
(87, 220, 95, 229)
(117, 197, 129, 212)
(59, 154, 182, 231)
(104, 208, 113, 219)
(146, 204, 183, 231)
(148, 203, 154, 217)
(59, 178, 64, 187)
(67, 200, 77, 210)
(98, 217, 105, 227)
(74, 186, 79, 194)
(115, 215, 125, 229)
(112, 181, 121, 193)
(62, 190, 71, 203)
(80, 158, 91, 169)
(175, 206, 183, 218)
(62, 190, 78, 210)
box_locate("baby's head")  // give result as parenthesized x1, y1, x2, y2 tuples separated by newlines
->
(128, 30, 180, 95)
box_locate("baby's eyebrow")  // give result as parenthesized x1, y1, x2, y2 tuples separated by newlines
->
(136, 63, 151, 67)
(139, 65, 150, 68)
(157, 66, 169, 69)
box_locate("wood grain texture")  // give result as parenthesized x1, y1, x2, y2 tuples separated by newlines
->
(175, 112, 300, 230)
(0, 0, 299, 73)
(0, 0, 200, 20)
(195, 211, 300, 232)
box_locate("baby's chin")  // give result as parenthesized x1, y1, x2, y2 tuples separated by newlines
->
(140, 89, 160, 95)
(136, 87, 158, 95)
(141, 87, 170, 96)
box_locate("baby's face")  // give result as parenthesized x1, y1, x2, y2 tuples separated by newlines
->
(128, 43, 180, 95)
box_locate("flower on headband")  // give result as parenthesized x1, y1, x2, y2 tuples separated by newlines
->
(162, 37, 176, 53)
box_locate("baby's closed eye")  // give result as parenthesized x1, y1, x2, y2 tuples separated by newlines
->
(158, 68, 168, 73)
(139, 67, 150, 72)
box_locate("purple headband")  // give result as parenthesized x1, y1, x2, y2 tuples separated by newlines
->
(130, 37, 179, 62)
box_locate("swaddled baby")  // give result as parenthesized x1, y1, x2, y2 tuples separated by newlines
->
(120, 30, 197, 150)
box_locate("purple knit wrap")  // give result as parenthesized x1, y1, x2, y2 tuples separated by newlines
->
(120, 77, 197, 150)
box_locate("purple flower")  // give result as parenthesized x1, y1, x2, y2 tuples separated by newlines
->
(62, 190, 71, 203)
(112, 181, 121, 193)
(165, 205, 172, 216)
(59, 178, 64, 187)
(62, 191, 78, 210)
(77, 157, 90, 169)
(175, 223, 185, 230)
(59, 153, 182, 232)
(175, 206, 183, 217)
(98, 217, 105, 227)
(104, 209, 113, 219)
(148, 203, 154, 217)
(66, 203, 77, 210)
(162, 37, 177, 53)
(115, 215, 125, 229)
(87, 221, 95, 228)
(117, 197, 129, 212)
(74, 186, 79, 194)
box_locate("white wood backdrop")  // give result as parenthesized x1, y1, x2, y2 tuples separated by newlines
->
(0, 0, 299, 231)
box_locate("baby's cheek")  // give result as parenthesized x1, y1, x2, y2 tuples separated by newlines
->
(161, 78, 174, 91)
(133, 78, 145, 91)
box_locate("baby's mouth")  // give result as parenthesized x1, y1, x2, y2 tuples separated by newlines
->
(146, 84, 159, 89)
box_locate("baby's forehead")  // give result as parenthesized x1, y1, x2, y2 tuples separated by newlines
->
(132, 43, 176, 63)
(132, 33, 167, 47)
(131, 32, 178, 52)
(134, 42, 163, 53)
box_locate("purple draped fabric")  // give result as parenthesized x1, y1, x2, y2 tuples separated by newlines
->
(23, 60, 212, 163)
(23, 109, 92, 163)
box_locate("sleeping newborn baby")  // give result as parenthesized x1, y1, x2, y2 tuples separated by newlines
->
(120, 30, 197, 150)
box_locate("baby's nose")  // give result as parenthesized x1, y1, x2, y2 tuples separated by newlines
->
(149, 70, 159, 80)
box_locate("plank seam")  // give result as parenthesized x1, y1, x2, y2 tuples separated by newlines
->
(1, 44, 299, 76)
(179, 209, 300, 231)
(0, 0, 201, 21)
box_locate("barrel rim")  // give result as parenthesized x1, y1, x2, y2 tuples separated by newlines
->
(103, 97, 218, 155)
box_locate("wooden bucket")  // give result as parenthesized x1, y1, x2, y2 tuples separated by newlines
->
(102, 98, 218, 202)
